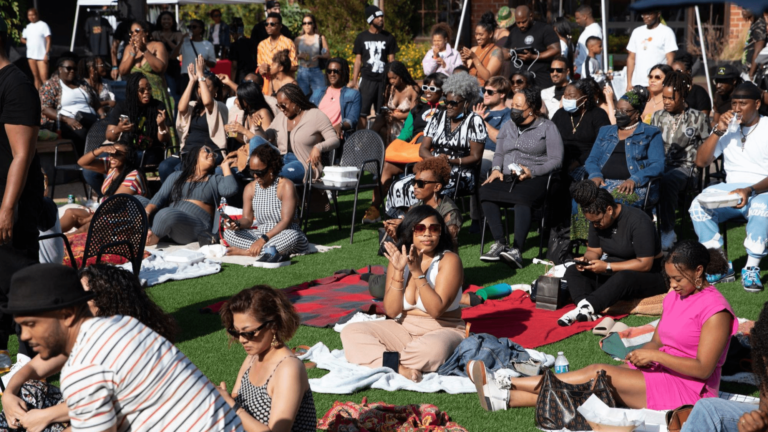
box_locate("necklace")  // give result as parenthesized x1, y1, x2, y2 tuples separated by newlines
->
(620, 121, 639, 131)
(670, 111, 685, 132)
(570, 110, 586, 134)
(650, 94, 662, 108)
(443, 111, 466, 144)
(739, 117, 760, 150)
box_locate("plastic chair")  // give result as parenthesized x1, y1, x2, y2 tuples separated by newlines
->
(300, 130, 385, 243)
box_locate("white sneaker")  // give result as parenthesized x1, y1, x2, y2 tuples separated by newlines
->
(1, 353, 31, 392)
(468, 360, 510, 412)
(557, 308, 580, 327)
(661, 230, 677, 251)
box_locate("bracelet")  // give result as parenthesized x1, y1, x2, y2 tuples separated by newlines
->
(112, 66, 118, 70)
(391, 278, 404, 283)
(712, 125, 725, 137)
(129, 51, 136, 57)
(389, 283, 404, 291)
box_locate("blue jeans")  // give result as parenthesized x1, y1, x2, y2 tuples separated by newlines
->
(681, 398, 757, 432)
(297, 67, 326, 97)
(158, 157, 182, 183)
(689, 182, 768, 260)
(280, 152, 305, 184)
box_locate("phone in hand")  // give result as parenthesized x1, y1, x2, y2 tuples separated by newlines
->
(220, 213, 235, 229)
(119, 114, 130, 123)
(573, 259, 591, 267)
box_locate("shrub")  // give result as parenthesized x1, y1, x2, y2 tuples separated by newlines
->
(1, 0, 21, 44)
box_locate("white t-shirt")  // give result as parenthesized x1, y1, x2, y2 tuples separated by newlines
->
(559, 40, 569, 58)
(22, 21, 51, 60)
(575, 22, 602, 76)
(715, 116, 768, 185)
(212, 23, 221, 45)
(626, 24, 678, 87)
(180, 39, 216, 75)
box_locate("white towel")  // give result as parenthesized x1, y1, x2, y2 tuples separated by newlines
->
(118, 251, 221, 286)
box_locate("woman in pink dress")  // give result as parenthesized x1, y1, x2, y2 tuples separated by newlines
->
(469, 239, 739, 412)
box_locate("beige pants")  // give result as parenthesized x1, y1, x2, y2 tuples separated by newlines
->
(341, 314, 465, 372)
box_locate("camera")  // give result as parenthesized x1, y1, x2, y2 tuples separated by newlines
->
(508, 163, 523, 175)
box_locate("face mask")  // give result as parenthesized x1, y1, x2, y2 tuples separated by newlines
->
(615, 111, 632, 128)
(562, 97, 584, 113)
(455, 111, 465, 120)
(509, 108, 527, 125)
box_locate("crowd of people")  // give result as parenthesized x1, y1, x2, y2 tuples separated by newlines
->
(2, 1, 768, 431)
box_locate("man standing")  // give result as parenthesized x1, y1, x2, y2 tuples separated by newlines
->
(208, 9, 230, 59)
(250, 1, 293, 57)
(6, 264, 244, 431)
(541, 56, 570, 118)
(349, 5, 398, 128)
(257, 13, 297, 95)
(626, 10, 677, 91)
(742, 9, 767, 81)
(0, 17, 44, 357)
(504, 5, 561, 89)
(573, 5, 602, 78)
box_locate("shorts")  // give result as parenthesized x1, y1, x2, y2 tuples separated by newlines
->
(359, 78, 386, 118)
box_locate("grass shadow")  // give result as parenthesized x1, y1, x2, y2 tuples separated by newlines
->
(172, 296, 230, 344)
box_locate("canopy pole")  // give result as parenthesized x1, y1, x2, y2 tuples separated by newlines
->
(71, 5, 81, 51)
(455, 0, 469, 48)
(175, 4, 179, 24)
(559, 0, 563, 17)
(695, 6, 713, 104)
(601, 0, 608, 71)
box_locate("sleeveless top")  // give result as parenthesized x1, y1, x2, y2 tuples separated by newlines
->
(252, 179, 301, 232)
(402, 251, 462, 313)
(469, 43, 495, 86)
(297, 34, 321, 69)
(234, 356, 316, 431)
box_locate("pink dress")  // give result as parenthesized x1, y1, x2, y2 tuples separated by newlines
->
(637, 286, 738, 410)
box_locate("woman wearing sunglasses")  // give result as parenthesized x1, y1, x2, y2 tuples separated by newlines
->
(342, 205, 465, 382)
(310, 57, 361, 140)
(505, 71, 535, 109)
(218, 285, 316, 431)
(222, 143, 308, 265)
(295, 13, 329, 97)
(641, 64, 672, 124)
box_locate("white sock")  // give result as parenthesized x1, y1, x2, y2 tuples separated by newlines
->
(746, 256, 761, 269)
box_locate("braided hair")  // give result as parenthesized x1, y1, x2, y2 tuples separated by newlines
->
(122, 73, 161, 148)
(664, 240, 727, 287)
(570, 180, 617, 215)
(276, 83, 316, 111)
(662, 70, 692, 101)
(384, 61, 421, 105)
(751, 303, 768, 395)
(570, 79, 598, 112)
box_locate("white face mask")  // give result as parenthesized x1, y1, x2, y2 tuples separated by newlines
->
(562, 96, 585, 113)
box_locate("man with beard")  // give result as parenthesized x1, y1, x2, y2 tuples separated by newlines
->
(504, 5, 561, 89)
(625, 10, 677, 91)
(350, 5, 398, 129)
(250, 1, 293, 57)
(7, 264, 244, 431)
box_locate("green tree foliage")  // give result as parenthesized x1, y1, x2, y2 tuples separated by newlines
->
(179, 3, 264, 38)
(0, 0, 21, 43)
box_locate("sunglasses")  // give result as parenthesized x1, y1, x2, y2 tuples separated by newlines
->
(138, 86, 153, 94)
(648, 74, 663, 80)
(302, 21, 314, 25)
(422, 85, 440, 92)
(483, 88, 497, 96)
(444, 99, 464, 107)
(277, 103, 289, 111)
(511, 79, 526, 85)
(413, 223, 441, 235)
(59, 66, 76, 72)
(227, 320, 273, 340)
(266, 22, 279, 27)
(327, 68, 341, 75)
(615, 108, 637, 115)
(549, 67, 565, 73)
(212, 14, 221, 17)
(413, 179, 440, 188)
(132, 28, 143, 34)
(251, 167, 269, 177)
(188, 25, 200, 30)
(201, 146, 214, 155)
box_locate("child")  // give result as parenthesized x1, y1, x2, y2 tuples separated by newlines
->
(582, 36, 604, 83)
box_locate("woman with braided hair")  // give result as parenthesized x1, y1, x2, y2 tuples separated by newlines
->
(470, 239, 738, 414)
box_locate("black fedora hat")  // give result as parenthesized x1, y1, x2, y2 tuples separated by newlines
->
(2, 264, 95, 315)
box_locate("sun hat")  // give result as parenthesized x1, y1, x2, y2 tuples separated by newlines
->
(497, 6, 515, 28)
(2, 264, 95, 315)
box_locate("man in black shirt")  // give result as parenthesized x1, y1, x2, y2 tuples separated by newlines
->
(229, 19, 256, 84)
(504, 6, 561, 89)
(711, 64, 742, 125)
(349, 5, 399, 129)
(250, 1, 293, 58)
(0, 19, 43, 355)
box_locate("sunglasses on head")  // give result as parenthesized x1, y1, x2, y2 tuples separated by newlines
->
(302, 21, 314, 25)
(266, 22, 279, 27)
(549, 67, 565, 73)
(422, 85, 440, 92)
(327, 68, 341, 75)
(413, 223, 441, 235)
(413, 179, 440, 188)
(227, 320, 273, 340)
(483, 88, 498, 96)
(60, 66, 76, 72)
(444, 99, 464, 107)
(251, 167, 269, 177)
(511, 79, 526, 85)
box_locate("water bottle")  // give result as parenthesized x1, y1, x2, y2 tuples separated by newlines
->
(476, 283, 513, 301)
(554, 352, 569, 374)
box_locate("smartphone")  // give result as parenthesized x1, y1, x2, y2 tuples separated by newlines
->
(119, 114, 130, 123)
(573, 259, 591, 267)
(220, 213, 235, 228)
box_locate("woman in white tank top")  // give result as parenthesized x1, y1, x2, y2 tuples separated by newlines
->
(340, 205, 466, 382)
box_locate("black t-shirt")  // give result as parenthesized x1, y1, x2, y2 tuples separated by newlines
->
(0, 65, 44, 245)
(552, 107, 611, 166)
(229, 37, 256, 75)
(505, 21, 560, 88)
(85, 16, 113, 57)
(601, 139, 631, 180)
(107, 100, 166, 149)
(588, 204, 660, 261)
(352, 30, 399, 82)
(554, 85, 566, 101)
(250, 20, 293, 54)
(714, 94, 732, 115)
(686, 84, 712, 113)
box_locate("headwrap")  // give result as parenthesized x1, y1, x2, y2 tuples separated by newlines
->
(732, 82, 762, 100)
(620, 86, 649, 113)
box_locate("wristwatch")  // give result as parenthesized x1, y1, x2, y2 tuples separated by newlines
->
(260, 234, 269, 242)
(198, 76, 207, 82)
(606, 263, 613, 273)
(712, 125, 725, 137)
(416, 274, 426, 280)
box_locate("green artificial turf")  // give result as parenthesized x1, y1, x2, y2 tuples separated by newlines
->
(10, 189, 766, 431)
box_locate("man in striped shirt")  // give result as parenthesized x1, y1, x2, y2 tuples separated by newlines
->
(6, 264, 244, 432)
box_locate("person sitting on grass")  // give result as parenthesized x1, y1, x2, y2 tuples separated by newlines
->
(470, 239, 738, 413)
(217, 285, 317, 432)
(0, 264, 180, 432)
(341, 206, 466, 382)
(222, 144, 309, 265)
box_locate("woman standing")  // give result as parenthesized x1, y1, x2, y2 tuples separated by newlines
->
(268, 50, 298, 96)
(21, 8, 50, 89)
(79, 56, 115, 110)
(460, 12, 502, 87)
(151, 11, 184, 103)
(295, 13, 328, 97)
(641, 64, 672, 123)
(479, 89, 563, 267)
(421, 24, 462, 77)
(119, 21, 175, 116)
(553, 17, 574, 76)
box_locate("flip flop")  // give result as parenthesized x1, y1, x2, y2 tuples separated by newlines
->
(608, 322, 629, 335)
(592, 317, 615, 336)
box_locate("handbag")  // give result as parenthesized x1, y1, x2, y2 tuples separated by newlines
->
(535, 368, 616, 431)
(385, 132, 424, 164)
(665, 405, 694, 432)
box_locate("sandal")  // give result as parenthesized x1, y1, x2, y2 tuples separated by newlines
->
(592, 317, 615, 336)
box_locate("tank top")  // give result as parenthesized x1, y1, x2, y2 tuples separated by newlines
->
(297, 34, 321, 69)
(402, 251, 462, 313)
(234, 356, 316, 431)
(252, 179, 300, 232)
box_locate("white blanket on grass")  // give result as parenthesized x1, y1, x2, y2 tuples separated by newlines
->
(296, 342, 554, 395)
(146, 242, 340, 267)
(117, 251, 221, 286)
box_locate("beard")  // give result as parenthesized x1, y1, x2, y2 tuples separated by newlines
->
(372, 22, 384, 31)
(37, 325, 68, 360)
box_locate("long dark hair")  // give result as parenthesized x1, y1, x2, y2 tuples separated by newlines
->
(191, 74, 223, 118)
(395, 205, 454, 256)
(122, 72, 161, 147)
(237, 82, 274, 118)
(276, 83, 316, 111)
(154, 11, 178, 32)
(102, 144, 148, 198)
(384, 61, 421, 107)
(170, 145, 210, 204)
(79, 264, 179, 342)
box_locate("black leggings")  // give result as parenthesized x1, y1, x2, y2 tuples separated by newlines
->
(482, 201, 532, 252)
(564, 263, 667, 312)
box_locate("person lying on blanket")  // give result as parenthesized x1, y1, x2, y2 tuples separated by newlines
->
(222, 143, 309, 265)
(680, 298, 768, 432)
(217, 285, 317, 432)
(469, 239, 739, 412)
(341, 205, 466, 382)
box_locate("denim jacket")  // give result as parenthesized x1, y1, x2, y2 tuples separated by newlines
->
(584, 122, 665, 187)
(310, 86, 362, 130)
(437, 333, 530, 377)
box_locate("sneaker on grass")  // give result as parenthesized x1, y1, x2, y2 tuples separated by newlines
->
(706, 261, 735, 284)
(468, 360, 510, 412)
(362, 206, 380, 224)
(480, 241, 506, 262)
(742, 266, 763, 293)
(500, 247, 523, 269)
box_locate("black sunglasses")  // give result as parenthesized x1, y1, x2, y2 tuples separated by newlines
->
(483, 88, 497, 96)
(549, 67, 565, 73)
(511, 79, 526, 85)
(132, 28, 143, 34)
(302, 21, 314, 25)
(277, 103, 289, 111)
(326, 68, 341, 75)
(265, 22, 279, 27)
(211, 14, 221, 17)
(414, 179, 440, 188)
(444, 99, 464, 107)
(188, 25, 200, 30)
(251, 167, 269, 177)
(227, 320, 273, 340)
(59, 66, 76, 72)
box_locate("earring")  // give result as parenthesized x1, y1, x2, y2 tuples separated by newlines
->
(695, 277, 703, 289)
(271, 333, 279, 348)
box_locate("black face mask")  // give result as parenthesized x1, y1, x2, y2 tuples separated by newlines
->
(615, 111, 632, 128)
(510, 108, 528, 125)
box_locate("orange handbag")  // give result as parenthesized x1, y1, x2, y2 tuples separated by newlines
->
(385, 132, 424, 164)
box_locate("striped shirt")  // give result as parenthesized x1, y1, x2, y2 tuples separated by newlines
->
(61, 316, 244, 432)
(101, 166, 146, 198)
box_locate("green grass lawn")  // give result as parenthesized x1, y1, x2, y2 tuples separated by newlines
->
(13, 189, 766, 431)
